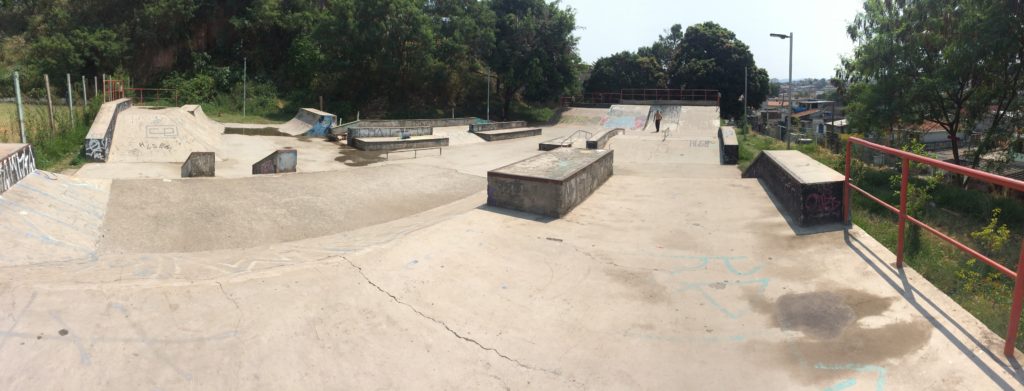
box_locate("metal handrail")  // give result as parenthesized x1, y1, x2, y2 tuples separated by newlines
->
(562, 130, 593, 146)
(843, 136, 1024, 356)
(126, 88, 179, 106)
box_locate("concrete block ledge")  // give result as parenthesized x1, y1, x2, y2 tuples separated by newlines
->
(252, 149, 298, 175)
(181, 152, 216, 178)
(351, 136, 449, 151)
(487, 148, 613, 217)
(470, 121, 527, 133)
(719, 126, 738, 164)
(742, 150, 844, 226)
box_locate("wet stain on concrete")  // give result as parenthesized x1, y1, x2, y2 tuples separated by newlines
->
(746, 289, 932, 385)
(775, 291, 856, 339)
(335, 146, 386, 167)
(58, 329, 68, 336)
(605, 268, 669, 304)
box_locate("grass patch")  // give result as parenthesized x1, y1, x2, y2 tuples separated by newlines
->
(739, 130, 1024, 349)
(3, 100, 98, 171)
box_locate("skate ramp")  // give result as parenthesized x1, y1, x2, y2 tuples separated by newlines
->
(277, 108, 337, 137)
(99, 164, 484, 253)
(601, 104, 649, 130)
(643, 105, 683, 132)
(106, 106, 224, 163)
(556, 107, 606, 127)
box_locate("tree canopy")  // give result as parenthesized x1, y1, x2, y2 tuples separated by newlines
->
(0, 0, 581, 119)
(582, 22, 768, 119)
(839, 0, 1024, 167)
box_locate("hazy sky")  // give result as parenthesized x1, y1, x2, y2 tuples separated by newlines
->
(559, 0, 865, 80)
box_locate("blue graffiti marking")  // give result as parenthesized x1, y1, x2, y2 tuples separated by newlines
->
(814, 364, 887, 391)
(669, 256, 763, 276)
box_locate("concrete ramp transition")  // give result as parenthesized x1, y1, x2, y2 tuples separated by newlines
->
(105, 106, 223, 163)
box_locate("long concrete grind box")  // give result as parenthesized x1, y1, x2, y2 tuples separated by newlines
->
(742, 150, 844, 226)
(487, 148, 613, 217)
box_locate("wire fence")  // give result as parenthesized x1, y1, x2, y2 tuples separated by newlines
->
(0, 71, 107, 144)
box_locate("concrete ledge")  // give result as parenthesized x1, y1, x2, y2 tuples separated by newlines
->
(586, 128, 624, 149)
(719, 126, 739, 164)
(252, 149, 298, 175)
(0, 144, 36, 194)
(487, 148, 613, 217)
(475, 128, 542, 142)
(742, 150, 844, 226)
(181, 152, 215, 178)
(470, 121, 526, 133)
(539, 137, 570, 151)
(346, 127, 433, 141)
(346, 117, 481, 128)
(84, 98, 132, 162)
(351, 135, 449, 151)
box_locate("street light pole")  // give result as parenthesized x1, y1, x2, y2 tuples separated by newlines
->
(770, 32, 794, 149)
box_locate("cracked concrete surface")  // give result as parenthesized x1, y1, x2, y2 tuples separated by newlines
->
(2, 106, 1024, 389)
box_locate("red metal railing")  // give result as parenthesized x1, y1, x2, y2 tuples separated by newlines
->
(103, 79, 125, 102)
(562, 89, 720, 106)
(620, 88, 719, 103)
(843, 137, 1024, 356)
(126, 88, 179, 106)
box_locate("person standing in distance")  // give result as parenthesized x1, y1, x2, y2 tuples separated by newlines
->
(654, 110, 663, 132)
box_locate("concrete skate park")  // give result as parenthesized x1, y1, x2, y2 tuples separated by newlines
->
(2, 92, 1024, 390)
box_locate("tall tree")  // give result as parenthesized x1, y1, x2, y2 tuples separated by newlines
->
(487, 0, 581, 120)
(668, 22, 768, 119)
(584, 51, 664, 92)
(843, 0, 1024, 167)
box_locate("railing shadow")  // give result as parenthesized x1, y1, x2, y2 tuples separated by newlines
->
(843, 229, 1024, 389)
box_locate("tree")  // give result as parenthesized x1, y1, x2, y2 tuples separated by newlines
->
(638, 23, 683, 74)
(842, 0, 1024, 167)
(668, 22, 768, 119)
(487, 0, 581, 120)
(584, 51, 664, 92)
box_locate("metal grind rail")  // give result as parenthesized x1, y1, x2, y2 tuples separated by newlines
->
(843, 136, 1024, 356)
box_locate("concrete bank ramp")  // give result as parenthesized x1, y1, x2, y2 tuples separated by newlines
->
(98, 164, 484, 253)
(0, 171, 110, 265)
(556, 107, 607, 127)
(276, 108, 337, 136)
(643, 105, 682, 132)
(601, 104, 650, 130)
(106, 106, 223, 163)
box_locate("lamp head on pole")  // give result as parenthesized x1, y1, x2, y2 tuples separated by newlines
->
(770, 33, 791, 39)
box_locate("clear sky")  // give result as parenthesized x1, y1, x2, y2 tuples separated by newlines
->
(559, 0, 865, 80)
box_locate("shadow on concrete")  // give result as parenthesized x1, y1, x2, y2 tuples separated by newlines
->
(475, 204, 556, 223)
(335, 145, 385, 167)
(757, 178, 845, 236)
(843, 229, 1024, 389)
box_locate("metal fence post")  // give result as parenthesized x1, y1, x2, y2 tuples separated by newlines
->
(1006, 243, 1024, 356)
(896, 158, 909, 267)
(843, 140, 852, 224)
(43, 74, 56, 135)
(82, 75, 88, 107)
(66, 73, 74, 127)
(13, 72, 27, 144)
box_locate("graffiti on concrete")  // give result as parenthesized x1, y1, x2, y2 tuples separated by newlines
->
(0, 145, 36, 193)
(804, 187, 842, 220)
(145, 116, 179, 138)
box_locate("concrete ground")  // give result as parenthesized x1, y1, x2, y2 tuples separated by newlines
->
(2, 106, 1024, 389)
